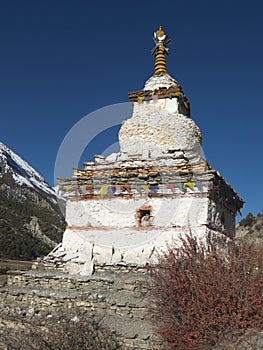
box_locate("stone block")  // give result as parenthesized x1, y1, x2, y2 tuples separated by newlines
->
(80, 261, 94, 276)
(92, 245, 113, 264)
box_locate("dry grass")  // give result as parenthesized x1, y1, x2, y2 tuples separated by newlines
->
(0, 311, 121, 350)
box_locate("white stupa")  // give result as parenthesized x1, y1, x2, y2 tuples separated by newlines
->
(48, 26, 243, 275)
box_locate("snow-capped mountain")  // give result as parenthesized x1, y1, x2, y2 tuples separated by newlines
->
(0, 142, 55, 198)
(0, 141, 65, 259)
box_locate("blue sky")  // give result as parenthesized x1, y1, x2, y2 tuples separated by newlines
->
(0, 0, 262, 219)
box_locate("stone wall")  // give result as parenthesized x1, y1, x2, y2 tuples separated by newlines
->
(0, 264, 162, 350)
(1, 263, 262, 350)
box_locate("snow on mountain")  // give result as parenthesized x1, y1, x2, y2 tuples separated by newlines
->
(0, 141, 56, 197)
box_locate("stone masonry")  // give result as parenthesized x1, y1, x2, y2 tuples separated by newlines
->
(0, 263, 161, 349)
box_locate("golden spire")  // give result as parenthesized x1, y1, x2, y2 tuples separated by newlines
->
(152, 26, 170, 76)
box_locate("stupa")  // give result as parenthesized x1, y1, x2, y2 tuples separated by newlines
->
(48, 26, 244, 275)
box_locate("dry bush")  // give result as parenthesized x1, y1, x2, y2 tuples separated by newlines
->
(148, 234, 263, 349)
(0, 311, 121, 350)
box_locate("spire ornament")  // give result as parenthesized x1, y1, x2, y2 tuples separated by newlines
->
(152, 26, 171, 76)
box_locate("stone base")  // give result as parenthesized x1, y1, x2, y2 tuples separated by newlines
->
(0, 263, 162, 349)
(43, 226, 225, 276)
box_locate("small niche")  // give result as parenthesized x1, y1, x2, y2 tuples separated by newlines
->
(137, 207, 152, 227)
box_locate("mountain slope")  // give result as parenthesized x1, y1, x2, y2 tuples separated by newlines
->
(236, 211, 263, 244)
(0, 142, 65, 259)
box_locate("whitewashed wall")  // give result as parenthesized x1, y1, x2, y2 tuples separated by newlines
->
(66, 197, 210, 228)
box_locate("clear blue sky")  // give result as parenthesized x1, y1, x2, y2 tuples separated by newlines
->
(0, 0, 262, 219)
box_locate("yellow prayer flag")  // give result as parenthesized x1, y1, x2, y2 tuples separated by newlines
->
(100, 185, 108, 196)
(141, 185, 150, 193)
(185, 181, 195, 190)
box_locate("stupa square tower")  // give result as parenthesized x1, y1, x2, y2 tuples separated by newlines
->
(51, 27, 243, 275)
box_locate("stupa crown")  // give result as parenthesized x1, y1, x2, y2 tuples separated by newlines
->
(151, 25, 170, 76)
(128, 26, 190, 118)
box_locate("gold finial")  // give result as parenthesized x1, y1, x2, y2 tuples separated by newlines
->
(152, 26, 170, 76)
(156, 26, 164, 38)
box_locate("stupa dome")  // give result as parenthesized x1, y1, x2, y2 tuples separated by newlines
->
(119, 98, 202, 157)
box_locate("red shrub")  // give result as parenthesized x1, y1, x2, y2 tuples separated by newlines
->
(148, 234, 263, 349)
